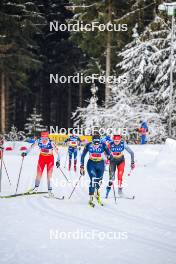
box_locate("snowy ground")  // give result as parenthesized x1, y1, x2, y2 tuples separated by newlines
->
(0, 140, 176, 264)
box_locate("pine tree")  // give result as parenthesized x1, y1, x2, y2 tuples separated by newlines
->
(24, 107, 46, 136)
(0, 0, 45, 132)
(70, 0, 156, 105)
(32, 0, 85, 129)
(116, 23, 157, 96)
(142, 15, 176, 134)
(72, 83, 103, 128)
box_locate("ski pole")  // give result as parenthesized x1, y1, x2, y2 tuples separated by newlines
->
(2, 160, 11, 186)
(112, 182, 117, 204)
(0, 149, 3, 192)
(127, 168, 132, 176)
(58, 167, 70, 183)
(128, 165, 136, 176)
(15, 156, 24, 194)
(64, 151, 68, 168)
(68, 174, 82, 199)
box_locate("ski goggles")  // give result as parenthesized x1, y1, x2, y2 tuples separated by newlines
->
(93, 139, 101, 145)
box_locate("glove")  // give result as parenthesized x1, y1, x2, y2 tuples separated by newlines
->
(21, 152, 27, 157)
(107, 155, 113, 161)
(80, 165, 85, 176)
(56, 161, 60, 168)
(131, 162, 135, 170)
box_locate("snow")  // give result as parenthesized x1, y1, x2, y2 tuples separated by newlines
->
(0, 141, 176, 264)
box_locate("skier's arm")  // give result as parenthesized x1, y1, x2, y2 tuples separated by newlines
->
(51, 142, 60, 162)
(103, 143, 112, 159)
(124, 142, 135, 164)
(21, 140, 38, 157)
(80, 143, 90, 166)
(77, 137, 81, 146)
(64, 137, 70, 144)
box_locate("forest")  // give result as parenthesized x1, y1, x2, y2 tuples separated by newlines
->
(0, 0, 175, 141)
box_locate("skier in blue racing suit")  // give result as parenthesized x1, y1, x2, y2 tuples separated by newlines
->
(80, 134, 111, 207)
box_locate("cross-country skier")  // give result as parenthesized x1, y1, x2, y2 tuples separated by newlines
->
(139, 121, 148, 144)
(64, 133, 81, 172)
(80, 134, 111, 207)
(21, 131, 60, 196)
(105, 134, 135, 198)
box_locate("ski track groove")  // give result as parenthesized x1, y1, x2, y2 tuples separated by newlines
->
(23, 192, 176, 255)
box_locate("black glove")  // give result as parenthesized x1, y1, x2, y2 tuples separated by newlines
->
(131, 162, 135, 170)
(107, 155, 113, 161)
(21, 152, 27, 157)
(80, 165, 85, 176)
(56, 161, 60, 168)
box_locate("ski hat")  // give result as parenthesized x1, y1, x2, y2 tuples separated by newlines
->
(92, 134, 101, 145)
(41, 131, 49, 138)
(113, 135, 122, 141)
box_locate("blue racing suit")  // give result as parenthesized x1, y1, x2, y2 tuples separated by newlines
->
(81, 142, 111, 195)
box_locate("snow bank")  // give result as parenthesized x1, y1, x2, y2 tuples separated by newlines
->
(155, 138, 176, 169)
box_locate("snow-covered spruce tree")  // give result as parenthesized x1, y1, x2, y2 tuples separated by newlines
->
(101, 85, 167, 142)
(24, 108, 46, 136)
(72, 84, 104, 130)
(141, 15, 176, 135)
(116, 23, 157, 96)
(5, 125, 26, 148)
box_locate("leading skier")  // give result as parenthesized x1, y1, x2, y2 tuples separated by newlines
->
(80, 134, 111, 207)
(21, 131, 60, 196)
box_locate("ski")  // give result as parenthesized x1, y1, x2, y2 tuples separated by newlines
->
(105, 195, 135, 200)
(116, 195, 135, 200)
(0, 191, 48, 199)
(44, 195, 64, 200)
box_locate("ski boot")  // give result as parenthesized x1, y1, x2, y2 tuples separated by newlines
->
(88, 195, 95, 208)
(95, 190, 104, 206)
(28, 186, 38, 194)
(48, 189, 55, 198)
(118, 187, 123, 195)
(105, 186, 111, 199)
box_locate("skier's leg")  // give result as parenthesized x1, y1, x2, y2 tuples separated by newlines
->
(35, 155, 45, 188)
(117, 161, 125, 189)
(94, 161, 105, 204)
(141, 134, 146, 144)
(87, 160, 97, 207)
(94, 161, 104, 191)
(87, 160, 97, 195)
(74, 148, 78, 172)
(106, 160, 116, 198)
(46, 155, 54, 191)
(68, 148, 72, 170)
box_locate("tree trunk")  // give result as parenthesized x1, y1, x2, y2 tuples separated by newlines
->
(0, 72, 6, 134)
(79, 82, 83, 107)
(105, 0, 112, 108)
(67, 84, 72, 128)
